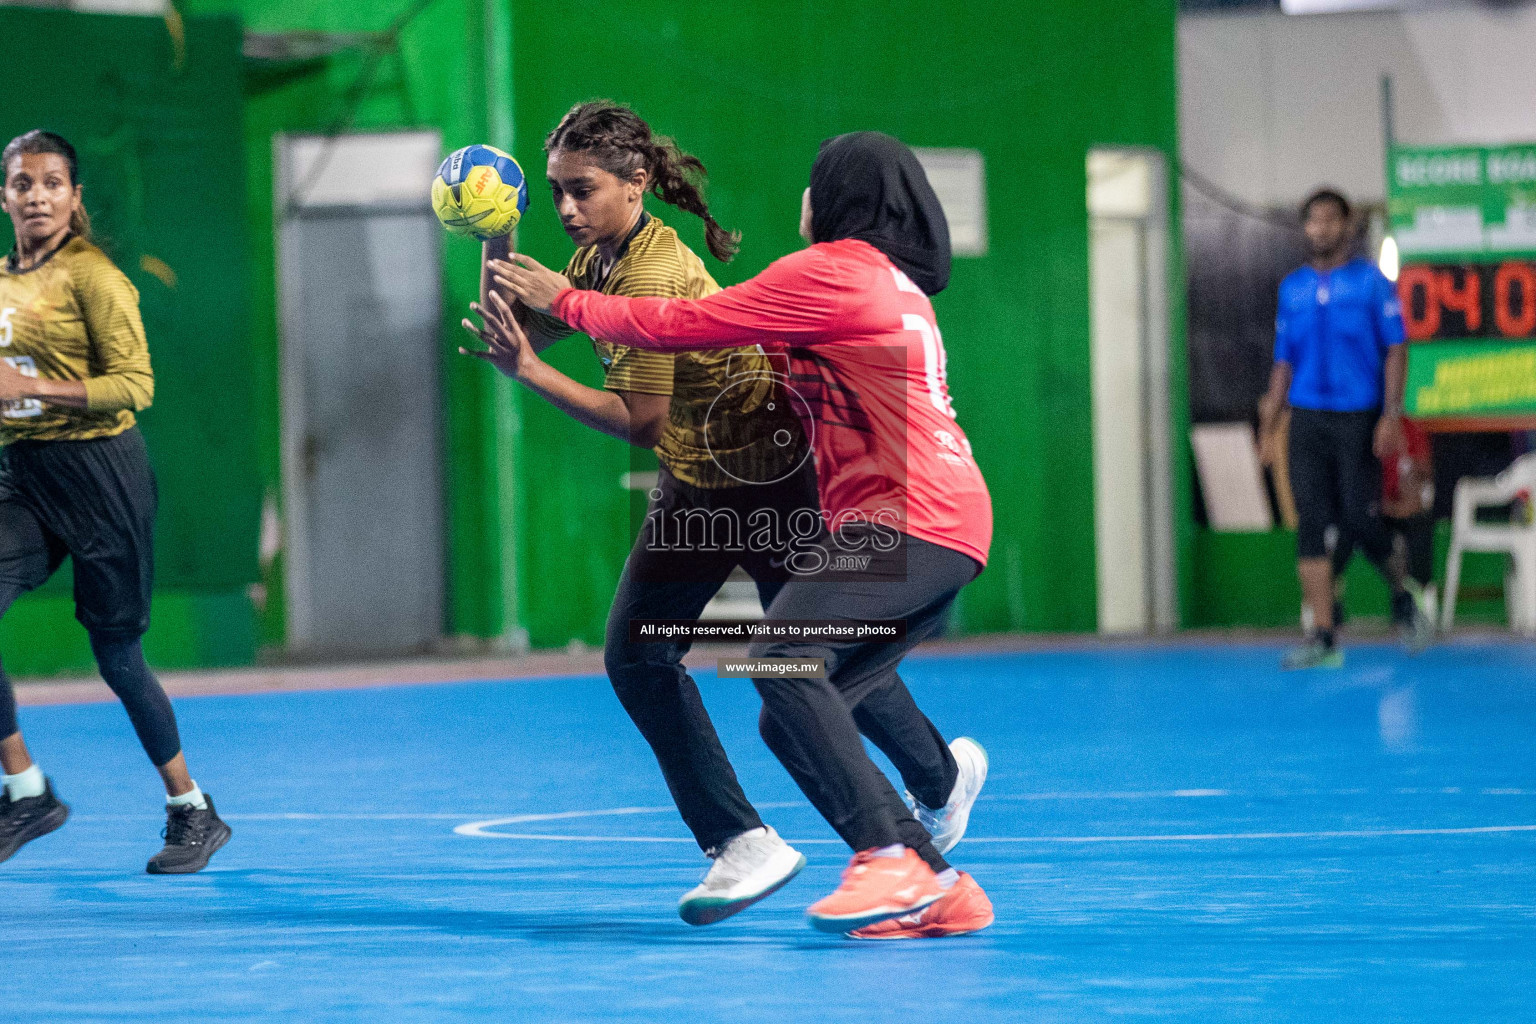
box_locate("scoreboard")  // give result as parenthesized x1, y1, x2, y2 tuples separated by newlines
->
(1397, 260, 1536, 341)
(1400, 262, 1536, 429)
(1397, 261, 1536, 429)
(1388, 144, 1536, 430)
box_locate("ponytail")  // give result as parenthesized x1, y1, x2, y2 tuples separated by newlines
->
(643, 136, 740, 262)
(545, 101, 741, 262)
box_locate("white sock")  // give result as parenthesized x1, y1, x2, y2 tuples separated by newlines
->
(935, 867, 960, 889)
(870, 843, 906, 859)
(166, 782, 207, 810)
(3, 764, 45, 800)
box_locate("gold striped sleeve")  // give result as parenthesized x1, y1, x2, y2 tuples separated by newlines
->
(75, 250, 153, 413)
(596, 250, 689, 397)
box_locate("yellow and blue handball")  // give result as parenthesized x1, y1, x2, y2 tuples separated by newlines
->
(431, 145, 529, 241)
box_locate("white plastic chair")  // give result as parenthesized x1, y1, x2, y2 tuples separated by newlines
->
(1442, 452, 1536, 636)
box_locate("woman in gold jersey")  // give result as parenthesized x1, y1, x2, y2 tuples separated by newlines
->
(465, 103, 964, 926)
(0, 131, 229, 874)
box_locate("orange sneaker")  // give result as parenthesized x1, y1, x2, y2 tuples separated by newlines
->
(847, 871, 994, 939)
(805, 848, 945, 933)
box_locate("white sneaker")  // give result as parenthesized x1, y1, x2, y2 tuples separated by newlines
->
(678, 826, 806, 926)
(907, 737, 988, 855)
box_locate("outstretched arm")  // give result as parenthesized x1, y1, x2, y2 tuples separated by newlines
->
(491, 248, 845, 352)
(481, 235, 570, 354)
(461, 291, 667, 448)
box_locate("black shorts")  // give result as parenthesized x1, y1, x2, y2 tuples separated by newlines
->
(0, 428, 157, 641)
(1287, 407, 1392, 565)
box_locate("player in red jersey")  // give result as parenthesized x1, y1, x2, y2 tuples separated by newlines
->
(489, 132, 994, 938)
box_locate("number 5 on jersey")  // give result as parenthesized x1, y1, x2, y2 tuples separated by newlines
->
(0, 306, 15, 347)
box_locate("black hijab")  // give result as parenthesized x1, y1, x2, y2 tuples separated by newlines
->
(808, 131, 951, 296)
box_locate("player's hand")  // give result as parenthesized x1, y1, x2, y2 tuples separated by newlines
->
(1258, 427, 1278, 469)
(1257, 390, 1295, 469)
(461, 291, 540, 382)
(0, 359, 34, 403)
(1257, 392, 1283, 431)
(1373, 412, 1406, 461)
(489, 254, 570, 314)
(1256, 398, 1280, 468)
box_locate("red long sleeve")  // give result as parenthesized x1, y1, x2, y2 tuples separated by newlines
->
(551, 245, 852, 352)
(554, 239, 993, 567)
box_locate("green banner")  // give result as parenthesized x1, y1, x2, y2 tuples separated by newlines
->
(1390, 145, 1536, 260)
(1405, 339, 1536, 418)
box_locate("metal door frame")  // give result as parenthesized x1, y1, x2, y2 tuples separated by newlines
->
(274, 130, 444, 655)
(1088, 147, 1177, 634)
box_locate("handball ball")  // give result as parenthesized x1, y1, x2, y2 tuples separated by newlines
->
(432, 144, 529, 241)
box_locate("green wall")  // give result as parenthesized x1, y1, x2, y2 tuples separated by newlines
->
(1190, 526, 1509, 629)
(6, 1, 1185, 674)
(181, 0, 520, 648)
(0, 10, 260, 676)
(508, 0, 1185, 644)
(185, 0, 1184, 653)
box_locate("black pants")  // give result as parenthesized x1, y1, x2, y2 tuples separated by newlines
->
(0, 430, 181, 766)
(606, 468, 958, 852)
(1288, 408, 1395, 571)
(749, 533, 980, 871)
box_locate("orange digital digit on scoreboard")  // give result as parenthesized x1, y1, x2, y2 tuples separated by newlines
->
(1398, 260, 1536, 341)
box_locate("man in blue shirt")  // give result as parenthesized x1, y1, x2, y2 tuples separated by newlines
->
(1258, 188, 1433, 668)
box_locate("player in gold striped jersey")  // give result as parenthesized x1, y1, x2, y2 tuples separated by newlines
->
(467, 103, 968, 930)
(0, 131, 229, 873)
(463, 102, 817, 925)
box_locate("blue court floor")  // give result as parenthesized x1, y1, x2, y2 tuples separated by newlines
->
(4, 640, 1535, 1022)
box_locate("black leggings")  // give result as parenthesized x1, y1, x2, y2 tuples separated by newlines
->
(749, 534, 981, 873)
(0, 583, 182, 768)
(605, 468, 958, 853)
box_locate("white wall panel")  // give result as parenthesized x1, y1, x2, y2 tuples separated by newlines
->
(1180, 8, 1536, 208)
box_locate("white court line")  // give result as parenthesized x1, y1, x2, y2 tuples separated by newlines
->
(985, 789, 1233, 801)
(454, 806, 695, 837)
(962, 825, 1536, 843)
(72, 812, 530, 822)
(453, 805, 1536, 843)
(75, 803, 805, 824)
(67, 811, 1536, 843)
(67, 789, 1536, 825)
(75, 807, 681, 824)
(458, 824, 1536, 843)
(983, 788, 1535, 801)
(461, 833, 781, 843)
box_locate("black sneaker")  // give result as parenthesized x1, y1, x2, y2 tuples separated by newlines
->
(146, 795, 231, 874)
(0, 778, 70, 864)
